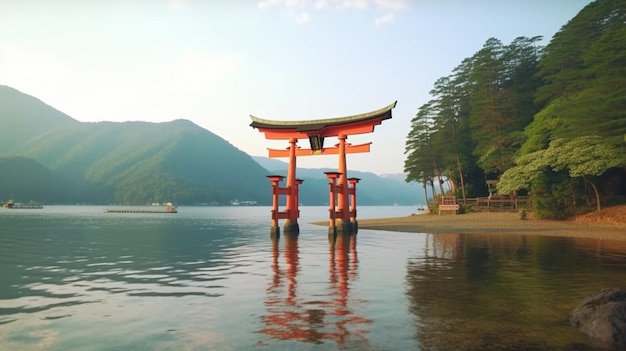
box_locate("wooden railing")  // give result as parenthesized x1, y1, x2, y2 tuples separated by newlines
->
(464, 196, 531, 211)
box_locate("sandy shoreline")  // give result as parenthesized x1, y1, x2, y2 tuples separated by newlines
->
(315, 211, 626, 241)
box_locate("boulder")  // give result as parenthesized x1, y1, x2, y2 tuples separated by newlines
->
(570, 287, 626, 349)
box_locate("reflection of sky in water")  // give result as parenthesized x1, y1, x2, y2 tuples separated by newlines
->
(1, 206, 626, 350)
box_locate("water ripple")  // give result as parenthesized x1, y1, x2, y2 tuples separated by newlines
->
(2, 206, 626, 351)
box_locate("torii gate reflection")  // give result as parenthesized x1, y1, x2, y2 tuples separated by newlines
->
(260, 233, 372, 347)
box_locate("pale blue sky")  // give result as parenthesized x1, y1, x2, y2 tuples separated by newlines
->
(0, 0, 592, 174)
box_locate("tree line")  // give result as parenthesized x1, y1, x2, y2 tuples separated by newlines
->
(404, 0, 626, 218)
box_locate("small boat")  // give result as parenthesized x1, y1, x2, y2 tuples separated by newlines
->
(104, 202, 177, 214)
(2, 200, 43, 209)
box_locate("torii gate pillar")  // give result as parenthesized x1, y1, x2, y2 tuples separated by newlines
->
(336, 134, 354, 234)
(348, 177, 360, 233)
(283, 138, 300, 234)
(325, 171, 341, 241)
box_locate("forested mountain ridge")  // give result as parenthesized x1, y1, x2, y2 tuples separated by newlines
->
(404, 0, 626, 218)
(0, 86, 79, 153)
(0, 86, 420, 206)
(0, 156, 69, 203)
(0, 86, 271, 205)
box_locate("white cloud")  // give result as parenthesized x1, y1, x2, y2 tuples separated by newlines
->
(293, 11, 310, 23)
(258, 0, 306, 10)
(168, 0, 189, 11)
(258, 0, 311, 23)
(314, 0, 327, 9)
(339, 0, 369, 10)
(374, 12, 394, 26)
(373, 0, 406, 11)
(257, 0, 407, 25)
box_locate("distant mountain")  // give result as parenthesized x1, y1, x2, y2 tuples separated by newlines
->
(0, 86, 78, 153)
(253, 156, 290, 174)
(0, 85, 422, 206)
(251, 156, 424, 206)
(0, 86, 270, 205)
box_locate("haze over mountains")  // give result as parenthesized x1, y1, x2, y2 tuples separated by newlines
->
(0, 85, 423, 206)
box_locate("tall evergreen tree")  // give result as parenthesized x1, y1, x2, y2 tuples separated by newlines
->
(533, 0, 626, 140)
(404, 37, 542, 200)
(501, 0, 626, 216)
(405, 102, 444, 208)
(468, 38, 509, 174)
(468, 37, 542, 175)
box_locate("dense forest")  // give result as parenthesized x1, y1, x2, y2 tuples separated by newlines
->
(404, 0, 626, 219)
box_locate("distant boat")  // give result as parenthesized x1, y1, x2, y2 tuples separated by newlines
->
(2, 200, 43, 209)
(104, 202, 177, 214)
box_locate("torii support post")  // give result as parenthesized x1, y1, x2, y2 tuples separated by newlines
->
(283, 138, 300, 235)
(336, 134, 355, 234)
(348, 177, 360, 234)
(294, 178, 303, 216)
(266, 175, 303, 238)
(291, 178, 304, 233)
(267, 175, 286, 239)
(325, 171, 341, 242)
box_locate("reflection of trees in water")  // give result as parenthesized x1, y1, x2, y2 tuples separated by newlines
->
(406, 233, 626, 351)
(260, 233, 372, 347)
(424, 233, 461, 260)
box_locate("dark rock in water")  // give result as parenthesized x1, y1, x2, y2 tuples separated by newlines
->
(570, 287, 626, 349)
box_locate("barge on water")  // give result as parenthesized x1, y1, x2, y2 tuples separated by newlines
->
(104, 203, 177, 214)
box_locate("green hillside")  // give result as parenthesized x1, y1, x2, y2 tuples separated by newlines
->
(0, 86, 78, 153)
(0, 156, 69, 204)
(0, 87, 271, 205)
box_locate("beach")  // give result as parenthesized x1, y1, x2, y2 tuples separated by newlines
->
(352, 206, 626, 241)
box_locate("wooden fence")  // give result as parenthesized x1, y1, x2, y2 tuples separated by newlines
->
(463, 196, 531, 211)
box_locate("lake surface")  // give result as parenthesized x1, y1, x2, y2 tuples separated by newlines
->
(1, 206, 626, 350)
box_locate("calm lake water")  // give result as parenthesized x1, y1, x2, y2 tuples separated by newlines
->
(1, 206, 626, 351)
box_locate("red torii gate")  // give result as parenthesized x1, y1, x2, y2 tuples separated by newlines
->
(250, 101, 396, 238)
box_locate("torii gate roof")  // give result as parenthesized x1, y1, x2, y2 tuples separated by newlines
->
(250, 101, 396, 140)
